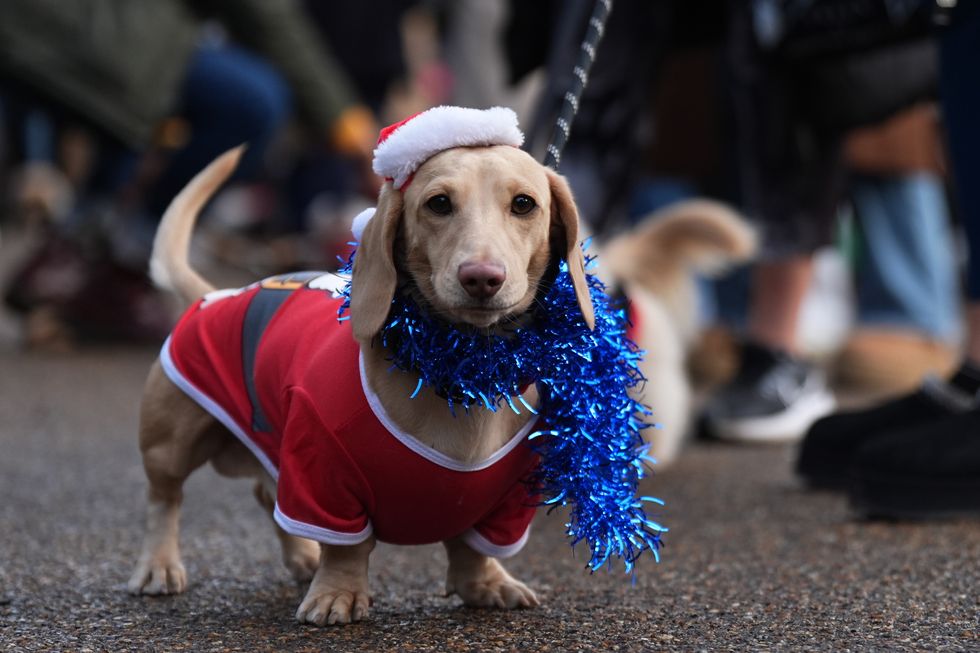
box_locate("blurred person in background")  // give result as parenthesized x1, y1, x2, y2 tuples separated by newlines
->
(291, 0, 420, 235)
(838, 105, 958, 396)
(0, 0, 381, 344)
(624, 45, 958, 404)
(701, 0, 944, 443)
(518, 0, 690, 230)
(701, 108, 959, 400)
(800, 1, 980, 519)
(519, 0, 957, 445)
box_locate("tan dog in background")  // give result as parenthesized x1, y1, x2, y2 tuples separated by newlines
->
(128, 145, 593, 624)
(603, 201, 757, 466)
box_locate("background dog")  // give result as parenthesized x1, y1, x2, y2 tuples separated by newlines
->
(600, 201, 757, 467)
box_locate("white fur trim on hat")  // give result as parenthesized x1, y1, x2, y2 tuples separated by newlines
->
(372, 106, 525, 189)
(351, 207, 376, 241)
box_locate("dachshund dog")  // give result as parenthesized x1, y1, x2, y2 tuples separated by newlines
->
(128, 142, 592, 624)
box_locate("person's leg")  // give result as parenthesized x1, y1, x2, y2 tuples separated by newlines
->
(706, 249, 836, 444)
(834, 173, 959, 393)
(801, 9, 980, 513)
(847, 4, 980, 517)
(146, 46, 292, 215)
(942, 11, 980, 363)
(798, 175, 969, 487)
(852, 173, 958, 340)
(747, 257, 814, 353)
(797, 187, 973, 485)
(705, 3, 839, 442)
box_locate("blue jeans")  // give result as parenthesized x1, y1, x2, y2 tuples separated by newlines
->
(147, 45, 291, 214)
(852, 173, 959, 341)
(626, 174, 958, 340)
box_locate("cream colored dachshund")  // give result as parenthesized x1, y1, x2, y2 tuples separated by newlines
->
(128, 115, 753, 626)
(128, 140, 593, 625)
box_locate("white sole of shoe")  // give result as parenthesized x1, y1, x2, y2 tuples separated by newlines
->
(710, 391, 837, 443)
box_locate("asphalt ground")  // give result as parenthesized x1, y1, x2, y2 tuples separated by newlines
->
(1, 347, 977, 652)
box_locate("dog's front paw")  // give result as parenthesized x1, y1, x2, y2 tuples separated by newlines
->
(127, 554, 187, 595)
(296, 539, 374, 626)
(446, 558, 539, 609)
(296, 583, 371, 626)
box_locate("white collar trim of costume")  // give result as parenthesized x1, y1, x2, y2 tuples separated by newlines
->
(358, 351, 538, 472)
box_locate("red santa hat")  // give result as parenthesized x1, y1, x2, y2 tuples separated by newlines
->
(371, 106, 525, 190)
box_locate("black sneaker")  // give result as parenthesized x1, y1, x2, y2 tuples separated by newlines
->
(849, 408, 980, 519)
(797, 376, 970, 489)
(704, 342, 836, 443)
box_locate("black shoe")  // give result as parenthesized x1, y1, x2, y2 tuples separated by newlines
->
(796, 376, 970, 489)
(704, 342, 836, 443)
(849, 408, 980, 519)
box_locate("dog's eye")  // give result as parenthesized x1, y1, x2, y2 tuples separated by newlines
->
(425, 194, 453, 215)
(511, 194, 536, 216)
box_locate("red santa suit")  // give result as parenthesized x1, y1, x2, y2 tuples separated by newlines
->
(161, 272, 540, 557)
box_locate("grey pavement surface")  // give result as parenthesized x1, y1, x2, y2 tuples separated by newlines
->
(0, 348, 977, 652)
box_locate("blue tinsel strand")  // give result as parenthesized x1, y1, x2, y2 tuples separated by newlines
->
(337, 248, 666, 573)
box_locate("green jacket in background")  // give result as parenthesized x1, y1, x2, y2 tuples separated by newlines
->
(0, 0, 359, 147)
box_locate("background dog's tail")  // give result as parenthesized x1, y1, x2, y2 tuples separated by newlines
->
(604, 199, 757, 291)
(605, 200, 757, 468)
(149, 146, 244, 306)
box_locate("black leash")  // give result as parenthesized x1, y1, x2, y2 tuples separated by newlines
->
(542, 0, 614, 171)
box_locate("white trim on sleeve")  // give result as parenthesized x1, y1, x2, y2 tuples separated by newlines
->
(273, 503, 373, 545)
(462, 526, 531, 559)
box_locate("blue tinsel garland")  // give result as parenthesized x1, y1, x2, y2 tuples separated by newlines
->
(338, 249, 666, 573)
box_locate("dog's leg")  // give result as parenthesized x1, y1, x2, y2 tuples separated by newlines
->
(209, 439, 320, 582)
(252, 477, 319, 582)
(295, 538, 375, 626)
(128, 362, 226, 595)
(443, 537, 539, 609)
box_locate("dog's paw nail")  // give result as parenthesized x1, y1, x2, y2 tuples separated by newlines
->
(297, 604, 325, 626)
(352, 595, 370, 622)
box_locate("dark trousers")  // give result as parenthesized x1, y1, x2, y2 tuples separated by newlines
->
(940, 7, 980, 300)
(146, 45, 291, 214)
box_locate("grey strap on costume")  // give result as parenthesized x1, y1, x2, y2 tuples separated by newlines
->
(542, 0, 614, 171)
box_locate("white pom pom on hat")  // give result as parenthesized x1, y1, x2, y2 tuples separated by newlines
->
(371, 106, 525, 190)
(350, 207, 376, 242)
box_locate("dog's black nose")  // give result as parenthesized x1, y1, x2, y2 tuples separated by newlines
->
(458, 262, 506, 299)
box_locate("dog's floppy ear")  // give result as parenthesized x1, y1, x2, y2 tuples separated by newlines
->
(350, 183, 404, 342)
(547, 170, 595, 330)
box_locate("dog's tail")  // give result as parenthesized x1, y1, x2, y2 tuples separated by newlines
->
(604, 199, 757, 290)
(149, 146, 244, 306)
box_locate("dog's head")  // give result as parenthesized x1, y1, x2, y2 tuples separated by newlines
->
(350, 145, 595, 342)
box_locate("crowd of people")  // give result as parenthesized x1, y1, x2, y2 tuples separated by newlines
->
(0, 0, 977, 519)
